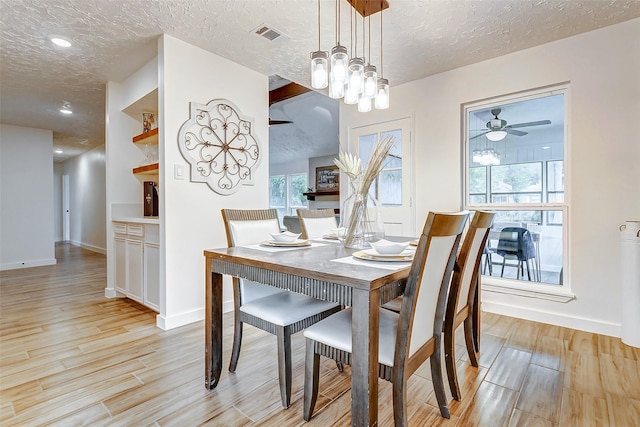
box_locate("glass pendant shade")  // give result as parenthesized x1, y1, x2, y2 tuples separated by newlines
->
(329, 77, 345, 99)
(357, 94, 371, 112)
(486, 130, 507, 141)
(310, 51, 329, 89)
(330, 45, 349, 84)
(344, 86, 359, 104)
(347, 57, 365, 95)
(374, 78, 389, 109)
(363, 65, 378, 98)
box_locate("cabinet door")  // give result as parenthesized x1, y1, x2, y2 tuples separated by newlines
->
(114, 236, 127, 293)
(144, 242, 160, 311)
(126, 239, 144, 303)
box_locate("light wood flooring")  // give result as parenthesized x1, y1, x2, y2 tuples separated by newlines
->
(1, 243, 639, 426)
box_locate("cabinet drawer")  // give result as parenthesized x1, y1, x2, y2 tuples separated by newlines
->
(113, 222, 127, 235)
(127, 224, 144, 237)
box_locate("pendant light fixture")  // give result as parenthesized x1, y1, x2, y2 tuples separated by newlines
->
(311, 0, 389, 112)
(363, 17, 378, 98)
(346, 12, 364, 97)
(310, 0, 328, 89)
(375, 6, 389, 109)
(328, 0, 348, 99)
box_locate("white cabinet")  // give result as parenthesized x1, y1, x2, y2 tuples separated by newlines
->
(113, 221, 159, 311)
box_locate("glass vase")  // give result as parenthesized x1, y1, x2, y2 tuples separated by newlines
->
(338, 179, 385, 249)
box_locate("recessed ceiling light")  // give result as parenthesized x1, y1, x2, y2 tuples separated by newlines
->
(60, 108, 73, 114)
(50, 37, 71, 47)
(55, 149, 63, 154)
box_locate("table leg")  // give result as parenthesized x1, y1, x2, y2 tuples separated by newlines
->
(351, 288, 380, 426)
(205, 256, 223, 389)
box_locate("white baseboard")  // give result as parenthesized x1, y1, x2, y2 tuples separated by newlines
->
(481, 300, 621, 338)
(223, 299, 234, 314)
(69, 240, 107, 255)
(0, 258, 57, 271)
(104, 288, 124, 298)
(156, 307, 205, 330)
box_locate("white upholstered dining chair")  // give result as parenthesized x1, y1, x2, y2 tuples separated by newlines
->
(443, 210, 495, 401)
(296, 208, 338, 240)
(220, 209, 341, 408)
(302, 211, 469, 424)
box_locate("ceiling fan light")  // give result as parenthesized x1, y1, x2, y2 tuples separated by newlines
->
(486, 130, 507, 141)
(363, 65, 377, 98)
(357, 94, 371, 112)
(347, 57, 364, 94)
(374, 78, 389, 109)
(310, 51, 329, 89)
(330, 45, 349, 84)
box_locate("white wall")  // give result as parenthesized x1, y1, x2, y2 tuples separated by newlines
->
(54, 146, 107, 253)
(159, 35, 269, 329)
(0, 124, 56, 270)
(340, 19, 640, 336)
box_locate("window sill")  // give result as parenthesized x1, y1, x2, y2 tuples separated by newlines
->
(481, 277, 575, 303)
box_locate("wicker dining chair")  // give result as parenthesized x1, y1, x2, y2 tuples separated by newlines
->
(296, 208, 338, 240)
(220, 209, 341, 408)
(302, 211, 469, 424)
(443, 210, 495, 401)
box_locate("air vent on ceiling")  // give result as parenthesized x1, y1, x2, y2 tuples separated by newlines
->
(253, 24, 285, 42)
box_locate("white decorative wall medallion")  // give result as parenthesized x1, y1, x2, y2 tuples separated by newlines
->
(178, 99, 261, 195)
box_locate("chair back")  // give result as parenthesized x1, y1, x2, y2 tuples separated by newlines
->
(496, 226, 536, 261)
(297, 209, 337, 239)
(449, 211, 496, 316)
(221, 209, 281, 246)
(396, 211, 468, 362)
(221, 209, 284, 303)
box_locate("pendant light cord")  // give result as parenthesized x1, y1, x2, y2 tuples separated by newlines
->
(317, 0, 321, 50)
(380, 3, 384, 76)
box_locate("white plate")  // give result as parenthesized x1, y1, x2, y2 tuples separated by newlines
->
(260, 239, 310, 247)
(353, 249, 414, 262)
(322, 234, 339, 240)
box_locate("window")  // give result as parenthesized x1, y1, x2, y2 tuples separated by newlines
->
(464, 88, 568, 289)
(270, 173, 308, 220)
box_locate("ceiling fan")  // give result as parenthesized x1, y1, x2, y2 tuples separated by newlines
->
(470, 108, 551, 141)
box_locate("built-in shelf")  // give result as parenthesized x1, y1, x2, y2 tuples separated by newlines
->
(132, 128, 158, 145)
(303, 190, 339, 201)
(133, 163, 159, 175)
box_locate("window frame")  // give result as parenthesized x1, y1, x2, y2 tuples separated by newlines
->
(462, 85, 573, 301)
(269, 173, 308, 218)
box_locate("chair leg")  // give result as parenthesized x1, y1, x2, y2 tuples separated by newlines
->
(392, 374, 408, 427)
(464, 316, 479, 367)
(500, 258, 506, 277)
(444, 326, 461, 401)
(526, 259, 532, 281)
(276, 326, 292, 408)
(229, 318, 243, 372)
(430, 341, 451, 419)
(303, 338, 320, 421)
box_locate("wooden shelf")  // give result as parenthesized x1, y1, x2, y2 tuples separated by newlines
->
(133, 163, 159, 175)
(303, 190, 339, 201)
(132, 128, 158, 145)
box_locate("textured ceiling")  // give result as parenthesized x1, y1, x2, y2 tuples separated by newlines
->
(1, 0, 639, 162)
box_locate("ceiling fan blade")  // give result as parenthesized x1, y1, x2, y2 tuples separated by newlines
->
(506, 128, 527, 136)
(269, 120, 293, 125)
(469, 131, 489, 140)
(506, 120, 551, 129)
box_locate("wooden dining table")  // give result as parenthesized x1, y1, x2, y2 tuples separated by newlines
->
(203, 240, 412, 426)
